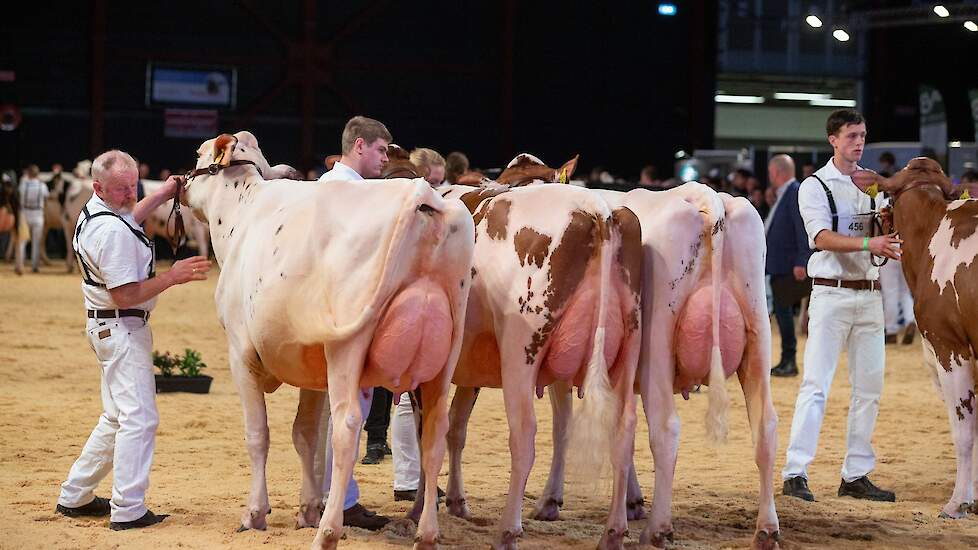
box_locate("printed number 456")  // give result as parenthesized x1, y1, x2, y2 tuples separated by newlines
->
(849, 221, 864, 232)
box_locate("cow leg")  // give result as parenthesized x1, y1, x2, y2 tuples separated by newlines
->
(230, 352, 272, 532)
(625, 461, 646, 520)
(931, 350, 976, 519)
(412, 374, 453, 549)
(62, 216, 76, 272)
(639, 373, 679, 547)
(446, 386, 480, 519)
(40, 227, 53, 265)
(313, 337, 370, 550)
(598, 348, 639, 550)
(494, 363, 538, 550)
(531, 381, 572, 521)
(293, 388, 326, 528)
(737, 346, 781, 549)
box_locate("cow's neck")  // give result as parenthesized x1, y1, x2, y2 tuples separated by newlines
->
(893, 186, 946, 289)
(187, 165, 262, 262)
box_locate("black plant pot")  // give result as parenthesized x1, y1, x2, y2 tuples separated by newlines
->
(154, 374, 213, 394)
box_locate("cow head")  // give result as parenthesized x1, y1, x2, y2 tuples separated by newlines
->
(382, 144, 428, 179)
(194, 131, 273, 179)
(266, 164, 304, 180)
(852, 157, 956, 202)
(496, 153, 578, 186)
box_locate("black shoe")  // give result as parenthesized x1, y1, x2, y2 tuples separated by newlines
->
(884, 333, 897, 345)
(838, 476, 896, 502)
(56, 496, 111, 517)
(342, 503, 390, 531)
(383, 443, 392, 456)
(109, 510, 168, 530)
(362, 444, 386, 465)
(771, 359, 798, 377)
(783, 476, 815, 501)
(394, 487, 446, 502)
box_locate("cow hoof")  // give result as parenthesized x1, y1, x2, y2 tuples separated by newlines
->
(626, 498, 646, 521)
(492, 528, 523, 549)
(597, 526, 628, 550)
(969, 501, 978, 515)
(640, 528, 674, 548)
(938, 502, 970, 519)
(413, 533, 440, 549)
(238, 506, 271, 532)
(751, 529, 782, 550)
(311, 528, 342, 549)
(296, 502, 324, 529)
(445, 497, 471, 520)
(531, 497, 562, 521)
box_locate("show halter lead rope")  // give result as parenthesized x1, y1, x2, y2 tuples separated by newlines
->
(810, 173, 887, 266)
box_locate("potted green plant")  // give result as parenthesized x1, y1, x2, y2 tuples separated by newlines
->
(153, 348, 213, 394)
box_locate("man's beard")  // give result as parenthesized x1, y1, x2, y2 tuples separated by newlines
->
(107, 198, 136, 214)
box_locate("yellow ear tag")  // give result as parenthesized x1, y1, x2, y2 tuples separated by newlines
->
(961, 188, 970, 200)
(559, 168, 568, 184)
(865, 182, 879, 199)
(214, 149, 225, 164)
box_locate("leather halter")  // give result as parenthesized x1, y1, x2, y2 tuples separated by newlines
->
(186, 159, 264, 180)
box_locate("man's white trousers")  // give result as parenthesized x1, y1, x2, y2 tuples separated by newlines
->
(783, 285, 885, 483)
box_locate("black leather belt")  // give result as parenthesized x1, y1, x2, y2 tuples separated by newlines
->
(87, 309, 150, 321)
(812, 278, 880, 291)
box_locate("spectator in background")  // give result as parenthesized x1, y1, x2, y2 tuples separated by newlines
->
(765, 154, 811, 377)
(877, 152, 897, 177)
(750, 187, 769, 219)
(445, 152, 469, 185)
(409, 147, 446, 188)
(728, 168, 751, 197)
(16, 165, 48, 274)
(801, 162, 816, 180)
(305, 169, 319, 181)
(959, 169, 978, 197)
(638, 164, 661, 188)
(158, 168, 172, 181)
(588, 166, 605, 187)
(136, 162, 150, 202)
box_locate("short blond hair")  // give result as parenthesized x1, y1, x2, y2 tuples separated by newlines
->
(91, 149, 137, 183)
(341, 116, 392, 154)
(409, 148, 445, 171)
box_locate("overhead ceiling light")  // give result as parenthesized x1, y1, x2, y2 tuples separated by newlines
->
(806, 15, 823, 28)
(715, 94, 765, 104)
(965, 20, 978, 31)
(810, 98, 857, 107)
(657, 3, 677, 16)
(833, 29, 850, 41)
(774, 92, 832, 101)
(934, 5, 950, 18)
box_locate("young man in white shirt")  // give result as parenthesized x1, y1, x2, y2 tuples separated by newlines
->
(57, 150, 211, 530)
(782, 109, 903, 503)
(314, 115, 394, 530)
(16, 164, 48, 274)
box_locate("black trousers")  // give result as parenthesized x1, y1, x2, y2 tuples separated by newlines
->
(364, 387, 393, 448)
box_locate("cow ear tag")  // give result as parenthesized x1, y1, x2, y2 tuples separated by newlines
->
(961, 188, 970, 200)
(865, 182, 879, 199)
(559, 168, 568, 184)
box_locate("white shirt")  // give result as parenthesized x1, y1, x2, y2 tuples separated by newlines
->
(19, 177, 48, 211)
(75, 194, 157, 311)
(798, 158, 885, 281)
(317, 160, 363, 183)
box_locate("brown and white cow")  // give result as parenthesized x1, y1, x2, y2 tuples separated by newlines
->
(854, 158, 978, 519)
(496, 155, 780, 548)
(184, 131, 475, 549)
(439, 180, 643, 550)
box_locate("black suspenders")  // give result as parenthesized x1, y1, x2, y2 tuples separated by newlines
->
(810, 174, 875, 251)
(74, 206, 156, 288)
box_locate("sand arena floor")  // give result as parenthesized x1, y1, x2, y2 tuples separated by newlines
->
(1, 263, 977, 549)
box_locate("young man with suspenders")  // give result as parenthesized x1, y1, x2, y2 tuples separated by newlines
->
(781, 109, 903, 503)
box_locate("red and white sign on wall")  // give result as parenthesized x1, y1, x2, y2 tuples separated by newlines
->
(164, 109, 218, 138)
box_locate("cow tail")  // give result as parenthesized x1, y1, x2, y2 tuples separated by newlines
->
(705, 196, 730, 445)
(568, 212, 618, 481)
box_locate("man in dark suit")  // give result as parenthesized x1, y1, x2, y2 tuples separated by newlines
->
(765, 154, 813, 377)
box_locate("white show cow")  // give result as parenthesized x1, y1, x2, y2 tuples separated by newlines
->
(496, 155, 780, 549)
(439, 180, 643, 550)
(183, 131, 475, 549)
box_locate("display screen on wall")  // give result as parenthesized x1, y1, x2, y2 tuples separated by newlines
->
(146, 64, 237, 109)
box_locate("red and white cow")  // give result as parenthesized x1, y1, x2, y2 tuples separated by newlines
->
(439, 180, 643, 550)
(854, 158, 978, 519)
(183, 131, 475, 549)
(496, 155, 780, 548)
